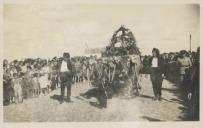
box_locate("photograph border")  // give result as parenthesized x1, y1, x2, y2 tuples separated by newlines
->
(0, 0, 202, 128)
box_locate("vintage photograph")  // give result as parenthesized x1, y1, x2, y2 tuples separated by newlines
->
(3, 4, 200, 122)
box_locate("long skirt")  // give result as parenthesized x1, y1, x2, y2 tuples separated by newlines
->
(3, 81, 14, 105)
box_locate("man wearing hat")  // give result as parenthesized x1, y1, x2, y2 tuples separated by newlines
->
(59, 52, 73, 103)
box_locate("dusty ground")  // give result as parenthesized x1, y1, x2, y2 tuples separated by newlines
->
(4, 75, 189, 122)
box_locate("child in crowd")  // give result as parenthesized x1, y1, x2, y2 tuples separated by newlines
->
(39, 66, 51, 95)
(32, 73, 40, 97)
(11, 73, 23, 103)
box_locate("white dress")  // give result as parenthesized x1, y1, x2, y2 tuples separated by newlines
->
(39, 74, 50, 89)
(39, 67, 50, 89)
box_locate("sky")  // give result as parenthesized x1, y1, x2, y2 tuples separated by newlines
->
(4, 4, 200, 60)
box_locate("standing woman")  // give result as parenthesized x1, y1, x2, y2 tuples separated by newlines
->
(3, 63, 12, 105)
(177, 50, 192, 87)
(150, 48, 165, 101)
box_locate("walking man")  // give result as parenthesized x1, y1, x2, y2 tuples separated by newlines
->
(149, 48, 165, 101)
(59, 52, 73, 103)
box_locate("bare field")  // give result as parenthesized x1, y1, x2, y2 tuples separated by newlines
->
(4, 75, 189, 122)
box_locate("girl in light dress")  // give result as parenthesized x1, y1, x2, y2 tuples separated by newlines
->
(38, 64, 51, 95)
(11, 73, 23, 103)
(32, 73, 40, 97)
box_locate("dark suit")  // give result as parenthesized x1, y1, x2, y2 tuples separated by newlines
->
(59, 60, 73, 101)
(187, 61, 199, 120)
(149, 56, 165, 98)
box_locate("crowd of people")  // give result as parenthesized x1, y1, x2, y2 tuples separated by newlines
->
(141, 47, 200, 119)
(3, 47, 200, 116)
(3, 57, 58, 105)
(142, 47, 199, 92)
(3, 54, 102, 105)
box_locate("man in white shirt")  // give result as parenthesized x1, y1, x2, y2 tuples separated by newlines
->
(59, 52, 73, 103)
(61, 60, 69, 72)
(151, 57, 158, 68)
(150, 48, 165, 101)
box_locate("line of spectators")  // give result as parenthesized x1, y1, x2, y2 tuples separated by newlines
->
(3, 55, 98, 106)
(3, 58, 60, 105)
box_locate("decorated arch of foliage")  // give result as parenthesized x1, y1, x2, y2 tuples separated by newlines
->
(102, 25, 141, 57)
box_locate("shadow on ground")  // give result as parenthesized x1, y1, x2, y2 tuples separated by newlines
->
(164, 74, 199, 121)
(141, 116, 165, 121)
(50, 94, 61, 102)
(75, 88, 102, 109)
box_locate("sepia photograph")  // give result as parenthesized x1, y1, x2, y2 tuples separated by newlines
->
(3, 3, 200, 122)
